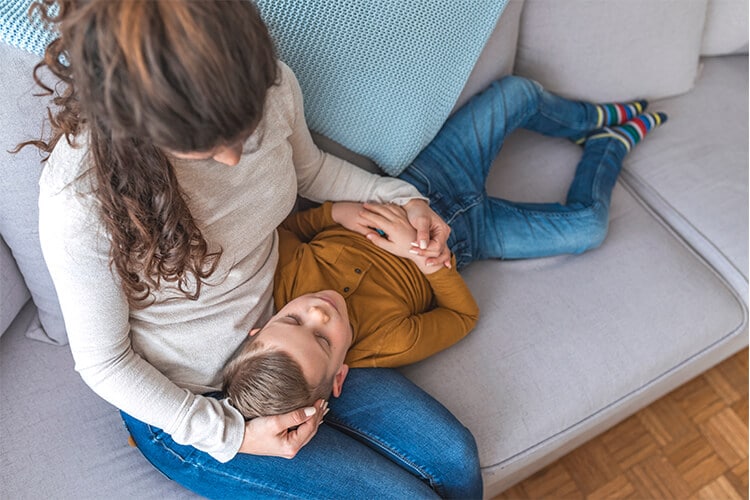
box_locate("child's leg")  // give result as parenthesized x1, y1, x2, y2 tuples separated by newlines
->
(474, 113, 667, 261)
(403, 76, 647, 197)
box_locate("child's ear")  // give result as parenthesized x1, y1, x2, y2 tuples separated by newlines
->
(331, 364, 349, 398)
(249, 328, 260, 337)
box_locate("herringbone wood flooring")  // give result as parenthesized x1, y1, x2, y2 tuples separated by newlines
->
(495, 349, 748, 499)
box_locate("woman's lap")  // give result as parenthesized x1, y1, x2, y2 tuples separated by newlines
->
(123, 368, 482, 499)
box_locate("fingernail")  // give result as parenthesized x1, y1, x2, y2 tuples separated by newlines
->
(323, 408, 330, 417)
(304, 407, 316, 417)
(410, 242, 419, 247)
(420, 240, 428, 250)
(409, 250, 420, 255)
(445, 261, 452, 269)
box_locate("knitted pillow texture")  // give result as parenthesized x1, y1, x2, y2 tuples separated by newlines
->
(0, 0, 54, 54)
(255, 0, 508, 174)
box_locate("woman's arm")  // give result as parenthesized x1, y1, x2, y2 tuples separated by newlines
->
(38, 172, 246, 462)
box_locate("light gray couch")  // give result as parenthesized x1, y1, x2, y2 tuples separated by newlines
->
(1, 0, 747, 498)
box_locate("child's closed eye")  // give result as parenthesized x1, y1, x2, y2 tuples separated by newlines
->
(315, 332, 331, 347)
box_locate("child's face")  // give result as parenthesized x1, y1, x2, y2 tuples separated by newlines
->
(250, 290, 353, 396)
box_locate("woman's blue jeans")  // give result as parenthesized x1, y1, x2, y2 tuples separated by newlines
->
(399, 75, 630, 269)
(122, 368, 482, 499)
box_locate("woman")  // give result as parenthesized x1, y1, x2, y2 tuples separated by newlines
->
(22, 0, 480, 498)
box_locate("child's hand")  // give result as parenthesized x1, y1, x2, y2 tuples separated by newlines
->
(331, 202, 369, 234)
(359, 203, 442, 274)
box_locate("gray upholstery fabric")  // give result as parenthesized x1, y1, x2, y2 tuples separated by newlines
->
(622, 55, 749, 281)
(514, 0, 708, 101)
(0, 302, 200, 499)
(0, 43, 67, 344)
(0, 235, 29, 335)
(701, 0, 749, 55)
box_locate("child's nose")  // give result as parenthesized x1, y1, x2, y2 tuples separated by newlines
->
(308, 306, 330, 324)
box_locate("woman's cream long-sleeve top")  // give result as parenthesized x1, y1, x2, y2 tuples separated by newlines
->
(38, 62, 424, 462)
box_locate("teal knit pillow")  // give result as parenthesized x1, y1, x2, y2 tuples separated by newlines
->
(0, 0, 508, 175)
(0, 0, 55, 56)
(256, 0, 508, 174)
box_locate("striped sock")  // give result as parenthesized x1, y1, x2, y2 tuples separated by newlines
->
(594, 100, 649, 128)
(587, 112, 668, 151)
(573, 100, 649, 144)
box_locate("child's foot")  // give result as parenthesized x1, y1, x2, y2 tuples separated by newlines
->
(573, 99, 649, 144)
(587, 112, 668, 151)
(594, 100, 649, 127)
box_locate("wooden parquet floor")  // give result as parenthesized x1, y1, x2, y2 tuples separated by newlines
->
(495, 349, 749, 500)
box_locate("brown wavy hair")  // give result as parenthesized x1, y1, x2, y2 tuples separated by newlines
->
(17, 0, 279, 306)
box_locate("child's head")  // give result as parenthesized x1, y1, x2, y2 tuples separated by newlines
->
(222, 290, 353, 419)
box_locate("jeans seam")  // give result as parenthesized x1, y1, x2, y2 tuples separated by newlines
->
(591, 139, 619, 204)
(406, 164, 433, 197)
(142, 424, 298, 499)
(324, 416, 444, 496)
(498, 199, 604, 219)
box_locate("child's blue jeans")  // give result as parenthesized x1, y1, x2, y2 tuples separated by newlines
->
(399, 75, 629, 269)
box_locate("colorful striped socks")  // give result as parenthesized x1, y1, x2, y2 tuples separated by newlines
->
(573, 100, 649, 144)
(587, 112, 668, 151)
(593, 100, 649, 128)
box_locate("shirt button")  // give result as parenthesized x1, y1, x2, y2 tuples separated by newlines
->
(343, 287, 350, 293)
(354, 268, 362, 274)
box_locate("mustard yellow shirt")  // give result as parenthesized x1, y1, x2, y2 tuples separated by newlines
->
(274, 202, 479, 368)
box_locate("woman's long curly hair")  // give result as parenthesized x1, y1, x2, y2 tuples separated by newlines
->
(18, 0, 279, 307)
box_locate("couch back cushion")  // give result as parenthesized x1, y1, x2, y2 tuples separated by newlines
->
(0, 235, 30, 336)
(513, 0, 708, 102)
(701, 0, 749, 56)
(0, 43, 68, 344)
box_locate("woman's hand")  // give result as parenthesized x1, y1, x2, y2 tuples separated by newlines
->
(238, 400, 328, 459)
(359, 204, 443, 274)
(401, 199, 451, 268)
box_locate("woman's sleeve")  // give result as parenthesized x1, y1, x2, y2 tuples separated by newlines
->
(38, 173, 245, 463)
(281, 63, 427, 206)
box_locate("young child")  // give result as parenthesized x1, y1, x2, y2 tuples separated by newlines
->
(222, 75, 668, 420)
(222, 199, 479, 419)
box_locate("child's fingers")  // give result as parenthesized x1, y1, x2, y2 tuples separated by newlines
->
(358, 209, 392, 230)
(362, 202, 406, 221)
(366, 232, 396, 251)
